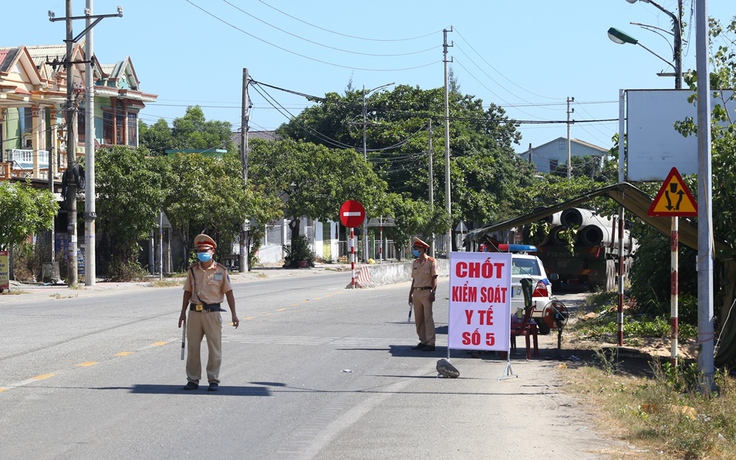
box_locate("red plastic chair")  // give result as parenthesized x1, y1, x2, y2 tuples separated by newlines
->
(510, 307, 539, 359)
(510, 278, 539, 359)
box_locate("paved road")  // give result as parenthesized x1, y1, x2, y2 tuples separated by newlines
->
(0, 267, 630, 459)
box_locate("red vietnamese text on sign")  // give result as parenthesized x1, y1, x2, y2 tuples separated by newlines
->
(448, 252, 512, 352)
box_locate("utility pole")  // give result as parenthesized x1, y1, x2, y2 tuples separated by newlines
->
(239, 68, 250, 273)
(84, 0, 96, 286)
(566, 96, 574, 180)
(64, 0, 78, 286)
(443, 27, 453, 255)
(50, 1, 122, 287)
(428, 119, 434, 255)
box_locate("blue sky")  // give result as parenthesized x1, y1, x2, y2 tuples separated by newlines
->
(6, 1, 734, 154)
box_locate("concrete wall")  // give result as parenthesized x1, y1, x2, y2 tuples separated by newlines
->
(358, 259, 450, 287)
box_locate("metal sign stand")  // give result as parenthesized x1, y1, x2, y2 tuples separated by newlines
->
(499, 351, 516, 380)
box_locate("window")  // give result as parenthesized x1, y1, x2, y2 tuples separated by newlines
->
(549, 159, 558, 172)
(512, 258, 541, 276)
(116, 114, 125, 145)
(127, 113, 138, 146)
(103, 112, 113, 145)
(77, 108, 85, 143)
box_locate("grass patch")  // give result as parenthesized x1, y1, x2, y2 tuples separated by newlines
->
(50, 293, 77, 299)
(0, 289, 25, 295)
(562, 359, 736, 459)
(150, 279, 184, 288)
(561, 291, 736, 459)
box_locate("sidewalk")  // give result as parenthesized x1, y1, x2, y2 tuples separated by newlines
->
(1, 263, 354, 300)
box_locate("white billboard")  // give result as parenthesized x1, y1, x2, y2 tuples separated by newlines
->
(626, 89, 733, 181)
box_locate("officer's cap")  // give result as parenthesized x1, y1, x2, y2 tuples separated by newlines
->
(412, 237, 429, 249)
(194, 233, 217, 249)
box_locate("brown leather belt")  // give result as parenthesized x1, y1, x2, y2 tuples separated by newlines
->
(415, 287, 433, 290)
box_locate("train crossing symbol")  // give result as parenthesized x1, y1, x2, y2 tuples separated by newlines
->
(647, 167, 698, 217)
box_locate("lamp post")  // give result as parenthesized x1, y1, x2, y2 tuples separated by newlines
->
(361, 82, 393, 262)
(609, 0, 685, 360)
(611, 0, 682, 89)
(362, 83, 394, 161)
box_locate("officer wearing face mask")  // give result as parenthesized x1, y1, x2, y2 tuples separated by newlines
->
(178, 233, 239, 391)
(407, 237, 438, 352)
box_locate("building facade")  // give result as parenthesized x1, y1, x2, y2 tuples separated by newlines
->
(0, 42, 157, 182)
(522, 137, 610, 175)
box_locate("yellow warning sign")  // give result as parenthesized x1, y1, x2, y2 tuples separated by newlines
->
(648, 167, 698, 217)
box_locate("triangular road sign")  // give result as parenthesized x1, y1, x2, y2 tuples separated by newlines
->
(648, 167, 698, 217)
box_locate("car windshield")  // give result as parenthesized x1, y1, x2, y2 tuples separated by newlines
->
(512, 258, 541, 276)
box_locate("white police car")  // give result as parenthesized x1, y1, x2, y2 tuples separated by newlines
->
(504, 245, 556, 335)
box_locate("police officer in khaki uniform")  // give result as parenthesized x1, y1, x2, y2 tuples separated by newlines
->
(408, 237, 438, 352)
(178, 234, 239, 391)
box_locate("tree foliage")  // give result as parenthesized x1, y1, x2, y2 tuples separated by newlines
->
(249, 138, 388, 252)
(139, 106, 235, 156)
(0, 181, 57, 251)
(94, 146, 165, 277)
(277, 84, 536, 234)
(158, 152, 249, 267)
(171, 106, 235, 152)
(138, 119, 174, 156)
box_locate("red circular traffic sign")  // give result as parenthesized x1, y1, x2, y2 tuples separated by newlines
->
(340, 200, 366, 227)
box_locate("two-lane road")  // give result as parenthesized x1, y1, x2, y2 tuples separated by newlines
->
(0, 270, 626, 459)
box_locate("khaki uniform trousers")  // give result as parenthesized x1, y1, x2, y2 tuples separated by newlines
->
(413, 289, 435, 346)
(186, 310, 223, 384)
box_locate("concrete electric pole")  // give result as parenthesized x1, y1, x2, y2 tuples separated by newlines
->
(239, 68, 250, 273)
(49, 1, 122, 286)
(443, 27, 453, 255)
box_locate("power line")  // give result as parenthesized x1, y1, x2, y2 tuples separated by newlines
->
(257, 0, 442, 42)
(223, 0, 438, 58)
(186, 0, 440, 72)
(455, 27, 558, 101)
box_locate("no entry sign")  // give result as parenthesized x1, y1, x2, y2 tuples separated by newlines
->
(340, 200, 366, 228)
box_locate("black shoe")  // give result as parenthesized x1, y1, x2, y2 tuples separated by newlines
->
(422, 345, 436, 352)
(411, 343, 426, 350)
(183, 382, 199, 390)
(208, 383, 219, 392)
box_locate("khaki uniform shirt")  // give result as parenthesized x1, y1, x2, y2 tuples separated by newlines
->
(412, 256, 438, 288)
(183, 262, 233, 304)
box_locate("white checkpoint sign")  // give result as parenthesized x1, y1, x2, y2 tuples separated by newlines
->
(448, 252, 511, 351)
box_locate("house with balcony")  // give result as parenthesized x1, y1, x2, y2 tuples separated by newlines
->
(0, 42, 157, 183)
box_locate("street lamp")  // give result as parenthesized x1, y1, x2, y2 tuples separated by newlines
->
(362, 82, 394, 161)
(359, 82, 393, 262)
(607, 27, 677, 77)
(611, 0, 682, 89)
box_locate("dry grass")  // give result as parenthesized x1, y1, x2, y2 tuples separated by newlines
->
(557, 294, 736, 459)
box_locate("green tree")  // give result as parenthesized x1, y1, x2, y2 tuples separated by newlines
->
(276, 84, 535, 234)
(382, 192, 450, 259)
(249, 138, 388, 265)
(139, 119, 174, 156)
(95, 146, 165, 278)
(159, 152, 248, 268)
(672, 17, 736, 365)
(171, 106, 235, 152)
(0, 181, 57, 251)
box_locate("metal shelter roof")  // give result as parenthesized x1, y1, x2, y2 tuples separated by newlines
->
(466, 182, 731, 256)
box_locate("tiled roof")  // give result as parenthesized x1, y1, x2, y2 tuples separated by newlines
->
(0, 47, 20, 72)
